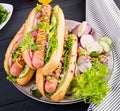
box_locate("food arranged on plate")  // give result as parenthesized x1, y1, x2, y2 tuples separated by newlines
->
(0, 4, 9, 24)
(0, 3, 13, 30)
(4, 4, 113, 105)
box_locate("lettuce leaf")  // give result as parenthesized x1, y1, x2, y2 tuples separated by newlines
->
(20, 32, 39, 51)
(71, 58, 110, 105)
(6, 75, 17, 83)
(44, 14, 58, 63)
(62, 34, 73, 73)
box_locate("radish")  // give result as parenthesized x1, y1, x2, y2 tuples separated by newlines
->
(79, 22, 92, 37)
(80, 34, 95, 48)
(86, 42, 103, 54)
(72, 21, 92, 37)
(78, 62, 92, 73)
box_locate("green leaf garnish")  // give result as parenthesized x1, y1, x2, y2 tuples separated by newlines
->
(37, 22, 50, 33)
(44, 14, 58, 63)
(6, 75, 17, 83)
(12, 47, 22, 62)
(0, 5, 9, 24)
(20, 32, 39, 51)
(62, 34, 73, 73)
(30, 89, 42, 99)
(35, 4, 42, 13)
(90, 51, 99, 57)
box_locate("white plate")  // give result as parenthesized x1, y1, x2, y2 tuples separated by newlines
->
(12, 20, 114, 105)
(0, 3, 13, 30)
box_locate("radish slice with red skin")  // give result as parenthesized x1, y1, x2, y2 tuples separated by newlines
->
(72, 21, 92, 37)
(72, 25, 79, 36)
(86, 42, 103, 54)
(78, 22, 92, 37)
(80, 34, 95, 49)
(78, 62, 92, 73)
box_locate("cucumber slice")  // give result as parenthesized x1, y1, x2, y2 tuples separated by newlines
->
(99, 40, 110, 53)
(18, 65, 30, 79)
(99, 36, 112, 46)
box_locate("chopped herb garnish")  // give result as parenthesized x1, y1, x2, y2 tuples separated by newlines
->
(30, 89, 42, 99)
(37, 22, 50, 33)
(12, 47, 22, 62)
(0, 5, 9, 24)
(6, 75, 17, 83)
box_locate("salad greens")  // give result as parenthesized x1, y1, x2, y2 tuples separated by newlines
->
(71, 58, 110, 105)
(62, 34, 73, 73)
(12, 32, 39, 62)
(0, 5, 9, 24)
(20, 32, 39, 51)
(7, 75, 17, 83)
(44, 14, 58, 63)
(35, 4, 42, 13)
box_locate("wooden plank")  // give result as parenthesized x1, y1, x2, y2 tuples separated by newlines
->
(0, 99, 89, 111)
(0, 72, 29, 106)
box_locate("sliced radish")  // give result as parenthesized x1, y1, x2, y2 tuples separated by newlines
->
(72, 25, 79, 36)
(79, 22, 92, 37)
(72, 21, 92, 37)
(80, 34, 95, 48)
(98, 55, 108, 64)
(99, 40, 110, 53)
(86, 42, 103, 54)
(77, 55, 91, 65)
(78, 62, 92, 73)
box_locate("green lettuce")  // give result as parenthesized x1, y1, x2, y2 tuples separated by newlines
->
(71, 58, 110, 105)
(6, 75, 17, 83)
(44, 14, 58, 63)
(20, 32, 39, 51)
(0, 5, 9, 24)
(62, 34, 73, 73)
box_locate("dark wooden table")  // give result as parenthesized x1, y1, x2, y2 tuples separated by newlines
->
(0, 0, 120, 111)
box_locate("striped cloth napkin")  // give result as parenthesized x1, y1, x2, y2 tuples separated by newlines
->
(86, 0, 120, 111)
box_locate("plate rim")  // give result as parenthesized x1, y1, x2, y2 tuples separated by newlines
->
(12, 19, 114, 105)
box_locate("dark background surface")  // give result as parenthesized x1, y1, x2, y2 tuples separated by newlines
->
(0, 0, 119, 111)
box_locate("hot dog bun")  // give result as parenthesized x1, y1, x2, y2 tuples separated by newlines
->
(22, 4, 65, 71)
(51, 34, 77, 102)
(16, 68, 35, 85)
(36, 34, 78, 102)
(4, 24, 25, 74)
(4, 24, 35, 86)
(36, 5, 65, 75)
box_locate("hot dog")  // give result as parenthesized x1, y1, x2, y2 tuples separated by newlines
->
(4, 4, 65, 86)
(4, 24, 35, 85)
(36, 34, 78, 102)
(22, 4, 65, 70)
